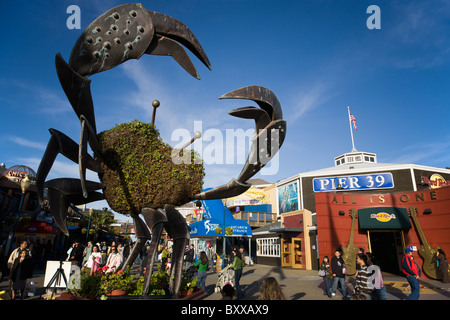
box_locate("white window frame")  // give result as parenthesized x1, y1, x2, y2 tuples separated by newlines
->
(256, 237, 280, 257)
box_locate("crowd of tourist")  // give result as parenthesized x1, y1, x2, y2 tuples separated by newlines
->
(1, 238, 447, 301)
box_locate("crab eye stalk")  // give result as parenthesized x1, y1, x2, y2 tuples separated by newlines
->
(151, 100, 160, 125)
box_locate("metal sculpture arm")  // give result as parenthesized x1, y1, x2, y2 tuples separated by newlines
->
(195, 85, 286, 200)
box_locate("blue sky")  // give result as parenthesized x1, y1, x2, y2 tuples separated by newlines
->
(1, 1, 450, 222)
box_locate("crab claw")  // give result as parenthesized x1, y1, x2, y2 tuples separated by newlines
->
(195, 86, 286, 200)
(68, 3, 210, 79)
(69, 3, 154, 77)
(145, 11, 211, 79)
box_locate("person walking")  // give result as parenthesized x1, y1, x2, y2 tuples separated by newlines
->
(161, 245, 169, 270)
(209, 245, 215, 269)
(320, 256, 333, 298)
(402, 246, 421, 300)
(9, 250, 33, 299)
(185, 244, 195, 269)
(82, 241, 93, 268)
(7, 241, 31, 270)
(437, 249, 449, 283)
(354, 253, 373, 300)
(69, 240, 84, 267)
(122, 242, 130, 262)
(231, 249, 245, 299)
(330, 248, 350, 299)
(257, 277, 286, 300)
(194, 251, 209, 292)
(105, 245, 123, 272)
(367, 252, 388, 300)
(82, 245, 102, 274)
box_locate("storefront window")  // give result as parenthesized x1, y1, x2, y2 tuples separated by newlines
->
(257, 237, 280, 257)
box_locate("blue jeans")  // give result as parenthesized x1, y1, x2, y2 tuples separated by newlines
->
(197, 271, 207, 291)
(234, 268, 244, 298)
(324, 278, 332, 297)
(373, 287, 388, 300)
(331, 277, 348, 297)
(406, 276, 420, 300)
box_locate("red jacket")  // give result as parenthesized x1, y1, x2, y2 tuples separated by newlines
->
(402, 254, 421, 277)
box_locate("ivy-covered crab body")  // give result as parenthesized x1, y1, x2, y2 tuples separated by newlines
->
(36, 3, 286, 298)
(97, 120, 204, 215)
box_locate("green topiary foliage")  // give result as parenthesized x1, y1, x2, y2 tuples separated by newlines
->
(96, 120, 204, 215)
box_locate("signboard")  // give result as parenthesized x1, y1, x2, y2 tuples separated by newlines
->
(189, 218, 252, 237)
(2, 165, 36, 184)
(313, 173, 394, 192)
(421, 174, 450, 189)
(358, 207, 412, 230)
(277, 181, 299, 214)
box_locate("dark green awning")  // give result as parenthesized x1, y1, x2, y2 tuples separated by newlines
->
(358, 207, 412, 230)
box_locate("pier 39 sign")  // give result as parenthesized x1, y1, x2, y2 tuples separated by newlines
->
(313, 173, 394, 192)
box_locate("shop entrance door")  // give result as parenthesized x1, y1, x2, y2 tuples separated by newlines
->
(281, 238, 291, 267)
(368, 230, 404, 274)
(281, 238, 303, 268)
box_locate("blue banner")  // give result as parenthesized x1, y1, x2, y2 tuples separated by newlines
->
(189, 189, 252, 237)
(313, 173, 394, 192)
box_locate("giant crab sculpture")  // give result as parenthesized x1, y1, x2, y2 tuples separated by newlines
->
(36, 3, 286, 297)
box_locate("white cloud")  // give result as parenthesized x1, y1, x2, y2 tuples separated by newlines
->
(8, 136, 46, 151)
(6, 80, 70, 116)
(290, 83, 336, 122)
(385, 136, 450, 167)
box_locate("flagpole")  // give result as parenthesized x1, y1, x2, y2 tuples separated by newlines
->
(348, 106, 356, 152)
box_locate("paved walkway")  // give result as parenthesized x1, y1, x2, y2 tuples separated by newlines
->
(203, 264, 450, 300)
(1, 263, 449, 300)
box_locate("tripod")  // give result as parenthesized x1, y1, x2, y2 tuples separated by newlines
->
(45, 260, 68, 299)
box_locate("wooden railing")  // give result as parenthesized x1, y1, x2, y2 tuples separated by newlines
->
(232, 211, 275, 227)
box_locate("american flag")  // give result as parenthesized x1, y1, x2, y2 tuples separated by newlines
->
(350, 113, 357, 130)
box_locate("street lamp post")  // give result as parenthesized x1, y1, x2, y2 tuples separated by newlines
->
(4, 175, 32, 256)
(222, 202, 226, 269)
(86, 207, 93, 241)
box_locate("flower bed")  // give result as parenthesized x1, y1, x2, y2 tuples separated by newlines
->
(59, 265, 207, 300)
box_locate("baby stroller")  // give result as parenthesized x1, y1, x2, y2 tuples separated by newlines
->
(214, 264, 235, 293)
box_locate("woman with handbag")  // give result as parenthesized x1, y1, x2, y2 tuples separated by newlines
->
(319, 256, 333, 298)
(330, 249, 351, 299)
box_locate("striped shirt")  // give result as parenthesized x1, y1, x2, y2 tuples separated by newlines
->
(355, 265, 373, 296)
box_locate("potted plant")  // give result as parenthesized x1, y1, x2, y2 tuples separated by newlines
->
(145, 266, 171, 296)
(64, 269, 102, 300)
(179, 270, 198, 297)
(100, 266, 135, 296)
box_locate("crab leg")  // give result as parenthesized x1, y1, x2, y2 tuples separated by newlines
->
(122, 213, 152, 270)
(36, 129, 102, 204)
(55, 53, 97, 133)
(79, 116, 104, 198)
(163, 205, 190, 296)
(45, 178, 104, 235)
(140, 208, 168, 295)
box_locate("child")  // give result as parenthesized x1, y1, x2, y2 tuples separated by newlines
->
(320, 256, 333, 298)
(221, 283, 235, 300)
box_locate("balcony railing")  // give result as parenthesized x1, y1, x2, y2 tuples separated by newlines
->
(232, 211, 275, 227)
